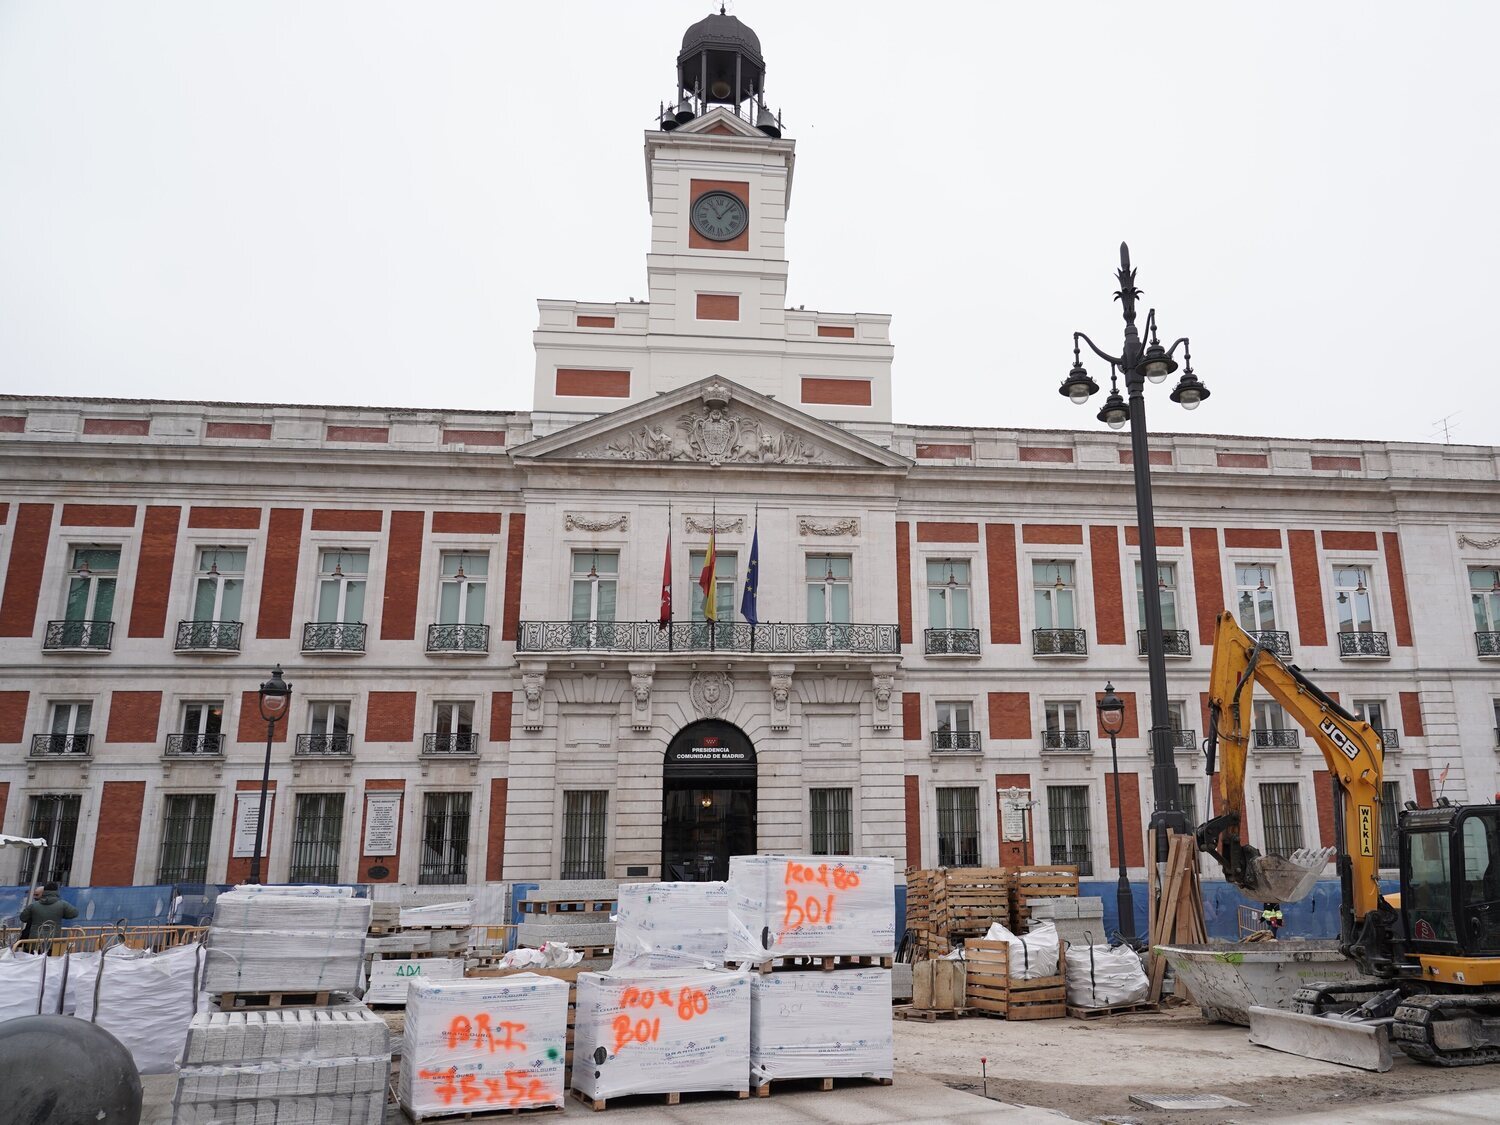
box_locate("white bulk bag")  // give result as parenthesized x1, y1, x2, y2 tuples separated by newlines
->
(1064, 942, 1149, 1008)
(981, 920, 1059, 980)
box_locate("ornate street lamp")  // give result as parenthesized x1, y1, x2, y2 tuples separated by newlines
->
(248, 665, 292, 885)
(1061, 244, 1209, 859)
(1097, 682, 1140, 948)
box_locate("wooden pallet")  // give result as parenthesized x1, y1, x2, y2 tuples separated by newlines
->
(756, 953, 894, 974)
(571, 1088, 749, 1112)
(893, 1005, 969, 1022)
(752, 1075, 894, 1096)
(1066, 1001, 1159, 1020)
(400, 1101, 563, 1122)
(519, 899, 616, 915)
(963, 938, 1066, 1021)
(215, 989, 333, 1010)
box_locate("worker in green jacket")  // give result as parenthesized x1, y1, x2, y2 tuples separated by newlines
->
(19, 882, 78, 941)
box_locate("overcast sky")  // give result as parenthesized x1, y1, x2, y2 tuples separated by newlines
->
(2, 1, 1496, 445)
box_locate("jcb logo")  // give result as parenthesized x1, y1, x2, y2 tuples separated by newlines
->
(1359, 805, 1374, 857)
(1319, 719, 1360, 761)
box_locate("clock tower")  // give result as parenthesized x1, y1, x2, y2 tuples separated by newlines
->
(531, 9, 893, 430)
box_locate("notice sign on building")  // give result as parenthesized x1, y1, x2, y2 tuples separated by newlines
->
(363, 791, 402, 856)
(231, 792, 274, 858)
(998, 787, 1031, 843)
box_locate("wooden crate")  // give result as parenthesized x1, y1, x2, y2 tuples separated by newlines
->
(940, 869, 1010, 939)
(962, 938, 1066, 1021)
(1003, 865, 1079, 932)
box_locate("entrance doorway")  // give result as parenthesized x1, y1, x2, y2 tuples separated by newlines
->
(662, 720, 756, 881)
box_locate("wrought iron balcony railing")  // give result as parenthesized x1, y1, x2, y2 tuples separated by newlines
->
(165, 732, 224, 757)
(1253, 729, 1300, 749)
(175, 620, 242, 652)
(925, 628, 981, 656)
(423, 732, 480, 756)
(1042, 730, 1091, 751)
(30, 733, 92, 758)
(1033, 628, 1088, 656)
(1378, 728, 1399, 750)
(1168, 728, 1199, 751)
(295, 733, 353, 757)
(427, 623, 490, 654)
(301, 622, 367, 653)
(932, 729, 982, 752)
(1338, 630, 1390, 658)
(43, 620, 113, 651)
(1138, 628, 1191, 657)
(1477, 632, 1500, 657)
(515, 620, 900, 655)
(1247, 630, 1292, 658)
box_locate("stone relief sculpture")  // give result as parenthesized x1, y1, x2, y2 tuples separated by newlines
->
(769, 663, 793, 731)
(684, 515, 744, 534)
(565, 513, 629, 532)
(521, 671, 546, 731)
(872, 671, 894, 731)
(799, 517, 860, 537)
(629, 663, 655, 731)
(1458, 533, 1500, 550)
(689, 671, 734, 718)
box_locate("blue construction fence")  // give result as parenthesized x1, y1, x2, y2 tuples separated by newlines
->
(1, 883, 371, 930)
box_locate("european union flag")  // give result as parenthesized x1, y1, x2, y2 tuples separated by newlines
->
(740, 523, 760, 624)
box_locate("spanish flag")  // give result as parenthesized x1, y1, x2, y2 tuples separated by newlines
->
(699, 529, 717, 622)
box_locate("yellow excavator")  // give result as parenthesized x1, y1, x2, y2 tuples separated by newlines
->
(1198, 612, 1500, 1067)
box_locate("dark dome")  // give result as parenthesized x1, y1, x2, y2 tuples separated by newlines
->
(679, 12, 763, 67)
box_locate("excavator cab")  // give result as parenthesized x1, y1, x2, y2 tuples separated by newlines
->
(1402, 803, 1500, 960)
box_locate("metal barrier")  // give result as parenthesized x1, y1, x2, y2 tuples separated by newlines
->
(5, 923, 208, 955)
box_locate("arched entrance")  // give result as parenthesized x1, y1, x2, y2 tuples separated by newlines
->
(662, 720, 756, 881)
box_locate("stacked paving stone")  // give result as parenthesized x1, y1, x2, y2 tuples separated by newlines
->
(172, 1006, 390, 1124)
(516, 879, 618, 956)
(1026, 896, 1107, 950)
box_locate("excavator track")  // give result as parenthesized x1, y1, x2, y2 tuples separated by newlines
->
(1393, 992, 1500, 1067)
(1293, 980, 1398, 1016)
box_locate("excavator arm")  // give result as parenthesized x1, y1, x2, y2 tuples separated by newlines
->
(1198, 612, 1386, 920)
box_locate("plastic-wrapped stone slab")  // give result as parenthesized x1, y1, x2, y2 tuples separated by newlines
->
(611, 881, 730, 969)
(364, 957, 464, 1005)
(727, 855, 896, 962)
(204, 887, 370, 994)
(750, 969, 893, 1085)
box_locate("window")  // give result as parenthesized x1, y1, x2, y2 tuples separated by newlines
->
(806, 555, 851, 624)
(419, 791, 471, 884)
(934, 701, 975, 750)
(431, 701, 475, 753)
(156, 794, 215, 883)
(810, 788, 852, 855)
(308, 701, 351, 739)
(1472, 567, 1500, 633)
(1047, 786, 1093, 875)
(1332, 565, 1375, 633)
(1353, 699, 1388, 734)
(316, 549, 368, 623)
(570, 551, 618, 623)
(927, 559, 972, 629)
(1033, 560, 1076, 629)
(561, 790, 608, 879)
(21, 794, 80, 884)
(1179, 784, 1199, 833)
(1254, 700, 1291, 732)
(936, 788, 980, 867)
(1259, 782, 1305, 854)
(439, 551, 488, 625)
(193, 547, 246, 621)
(1044, 701, 1083, 735)
(50, 701, 92, 738)
(177, 701, 224, 754)
(1407, 829, 1456, 943)
(289, 793, 344, 883)
(1235, 564, 1278, 632)
(1379, 781, 1401, 869)
(690, 550, 738, 621)
(1134, 561, 1180, 631)
(935, 701, 973, 734)
(65, 546, 120, 622)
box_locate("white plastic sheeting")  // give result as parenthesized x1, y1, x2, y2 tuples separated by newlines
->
(400, 974, 569, 1117)
(1064, 942, 1150, 1008)
(750, 968, 893, 1085)
(498, 943, 582, 970)
(572, 968, 751, 1101)
(204, 886, 370, 994)
(611, 881, 731, 969)
(0, 948, 73, 1020)
(727, 855, 895, 963)
(398, 900, 471, 928)
(981, 920, 1061, 981)
(363, 956, 464, 1005)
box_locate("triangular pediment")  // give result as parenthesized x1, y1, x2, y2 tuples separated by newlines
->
(672, 106, 766, 139)
(512, 377, 910, 470)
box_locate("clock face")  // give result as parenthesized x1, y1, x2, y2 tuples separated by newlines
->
(691, 190, 748, 242)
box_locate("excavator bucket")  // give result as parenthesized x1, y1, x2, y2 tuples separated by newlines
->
(1234, 847, 1336, 904)
(1248, 1006, 1393, 1072)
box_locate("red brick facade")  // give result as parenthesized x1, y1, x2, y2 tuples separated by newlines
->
(380, 510, 425, 641)
(904, 775, 921, 869)
(1089, 525, 1125, 645)
(894, 521, 912, 645)
(1313, 769, 1336, 848)
(0, 691, 27, 742)
(1383, 531, 1414, 647)
(205, 421, 272, 440)
(901, 692, 921, 741)
(988, 692, 1031, 740)
(326, 425, 389, 443)
(556, 369, 631, 398)
(696, 293, 740, 320)
(1018, 447, 1073, 463)
(189, 506, 261, 529)
(311, 508, 383, 532)
(432, 511, 504, 534)
(1104, 772, 1144, 867)
(1189, 526, 1223, 645)
(1094, 689, 1138, 739)
(1021, 523, 1082, 544)
(1287, 529, 1327, 646)
(800, 377, 872, 406)
(502, 513, 525, 643)
(237, 690, 290, 743)
(442, 428, 506, 446)
(1321, 529, 1378, 552)
(83, 417, 149, 436)
(0, 503, 54, 637)
(256, 508, 304, 639)
(365, 692, 417, 742)
(490, 692, 513, 743)
(358, 780, 405, 882)
(105, 691, 162, 743)
(984, 523, 1020, 644)
(995, 772, 1034, 865)
(916, 522, 979, 543)
(127, 505, 181, 639)
(486, 778, 508, 881)
(90, 781, 146, 885)
(1223, 527, 1282, 549)
(61, 503, 137, 527)
(1400, 692, 1424, 737)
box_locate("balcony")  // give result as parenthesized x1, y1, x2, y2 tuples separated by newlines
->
(175, 620, 242, 653)
(423, 732, 480, 756)
(1253, 729, 1300, 750)
(1169, 728, 1199, 751)
(427, 623, 490, 654)
(30, 733, 92, 759)
(1338, 630, 1390, 658)
(1477, 632, 1500, 658)
(515, 620, 900, 655)
(301, 622, 367, 654)
(1032, 628, 1088, 657)
(1138, 629, 1191, 657)
(932, 729, 982, 753)
(1042, 730, 1091, 752)
(164, 732, 224, 757)
(925, 628, 980, 657)
(295, 733, 353, 757)
(42, 620, 113, 652)
(1377, 728, 1399, 751)
(1247, 630, 1292, 658)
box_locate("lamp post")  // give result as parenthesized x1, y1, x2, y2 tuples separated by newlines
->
(248, 664, 292, 885)
(1061, 243, 1209, 860)
(1097, 682, 1139, 948)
